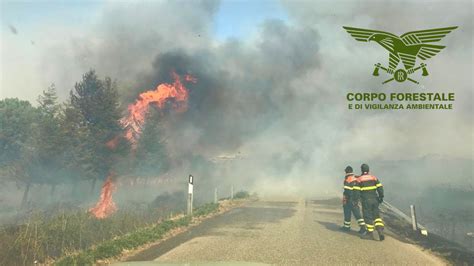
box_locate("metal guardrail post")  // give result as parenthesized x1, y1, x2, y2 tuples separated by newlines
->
(382, 201, 428, 236)
(410, 205, 418, 231)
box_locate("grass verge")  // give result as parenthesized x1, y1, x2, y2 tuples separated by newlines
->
(382, 208, 474, 264)
(55, 203, 219, 265)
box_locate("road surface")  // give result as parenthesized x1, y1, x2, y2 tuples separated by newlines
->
(121, 198, 445, 265)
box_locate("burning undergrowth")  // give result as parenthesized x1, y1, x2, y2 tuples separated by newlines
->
(89, 174, 117, 219)
(0, 193, 192, 265)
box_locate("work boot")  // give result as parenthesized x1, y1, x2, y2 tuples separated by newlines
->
(377, 228, 385, 241)
(358, 227, 367, 234)
(339, 226, 350, 232)
(360, 231, 374, 240)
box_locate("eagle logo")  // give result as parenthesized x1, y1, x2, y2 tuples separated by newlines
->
(343, 26, 457, 84)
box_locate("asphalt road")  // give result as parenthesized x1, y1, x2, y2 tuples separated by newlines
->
(121, 198, 445, 265)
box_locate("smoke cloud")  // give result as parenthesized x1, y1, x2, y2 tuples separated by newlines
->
(5, 0, 473, 197)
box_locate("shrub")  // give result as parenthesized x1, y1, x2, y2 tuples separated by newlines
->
(234, 191, 250, 199)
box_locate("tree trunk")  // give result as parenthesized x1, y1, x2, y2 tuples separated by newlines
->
(21, 182, 31, 208)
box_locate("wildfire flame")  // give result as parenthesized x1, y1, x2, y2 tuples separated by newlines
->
(89, 71, 196, 219)
(89, 174, 117, 219)
(122, 71, 197, 145)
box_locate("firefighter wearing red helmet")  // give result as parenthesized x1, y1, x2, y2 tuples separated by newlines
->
(340, 166, 367, 233)
(353, 163, 385, 241)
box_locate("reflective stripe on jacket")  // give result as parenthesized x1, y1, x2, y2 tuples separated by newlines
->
(353, 173, 384, 200)
(343, 173, 358, 199)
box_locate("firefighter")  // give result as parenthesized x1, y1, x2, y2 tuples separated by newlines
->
(340, 166, 366, 233)
(353, 163, 385, 241)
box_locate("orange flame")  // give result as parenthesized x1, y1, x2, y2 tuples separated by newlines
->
(122, 71, 196, 145)
(89, 174, 117, 219)
(90, 72, 196, 219)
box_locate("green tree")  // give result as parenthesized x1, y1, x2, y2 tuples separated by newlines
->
(6, 86, 65, 206)
(69, 70, 126, 190)
(0, 98, 39, 206)
(35, 85, 62, 173)
(38, 84, 59, 116)
(58, 102, 96, 196)
(30, 85, 66, 197)
(0, 98, 38, 165)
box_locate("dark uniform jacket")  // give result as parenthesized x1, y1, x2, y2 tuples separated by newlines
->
(353, 173, 384, 201)
(343, 173, 358, 204)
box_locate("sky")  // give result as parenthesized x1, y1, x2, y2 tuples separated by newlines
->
(1, 0, 288, 39)
(1, 1, 102, 28)
(213, 0, 288, 39)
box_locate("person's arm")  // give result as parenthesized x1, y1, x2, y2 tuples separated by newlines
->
(343, 179, 353, 198)
(375, 177, 384, 203)
(352, 179, 361, 204)
(342, 178, 352, 205)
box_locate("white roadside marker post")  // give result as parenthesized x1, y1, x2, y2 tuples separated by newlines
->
(410, 205, 418, 231)
(187, 174, 194, 216)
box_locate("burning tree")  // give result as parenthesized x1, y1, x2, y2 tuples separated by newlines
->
(122, 71, 196, 145)
(88, 71, 196, 219)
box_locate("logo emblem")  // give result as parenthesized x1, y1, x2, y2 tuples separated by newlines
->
(343, 26, 457, 84)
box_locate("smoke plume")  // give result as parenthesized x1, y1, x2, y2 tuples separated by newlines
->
(23, 0, 473, 197)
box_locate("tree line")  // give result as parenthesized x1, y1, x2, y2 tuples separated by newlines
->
(0, 70, 169, 207)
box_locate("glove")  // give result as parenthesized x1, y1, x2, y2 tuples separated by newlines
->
(378, 197, 384, 203)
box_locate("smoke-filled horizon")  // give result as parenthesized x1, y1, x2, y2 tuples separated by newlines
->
(1, 0, 472, 197)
